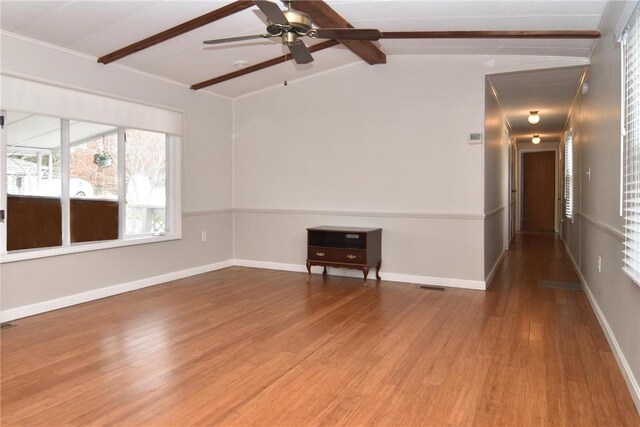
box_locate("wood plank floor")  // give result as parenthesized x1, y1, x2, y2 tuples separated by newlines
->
(1, 233, 639, 426)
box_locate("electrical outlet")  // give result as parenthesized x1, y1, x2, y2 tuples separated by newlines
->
(201, 231, 207, 242)
(597, 256, 602, 273)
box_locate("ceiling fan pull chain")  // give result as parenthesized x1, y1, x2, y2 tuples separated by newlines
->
(283, 44, 288, 87)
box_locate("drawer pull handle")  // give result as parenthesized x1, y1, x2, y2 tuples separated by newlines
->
(316, 252, 325, 257)
(347, 254, 357, 259)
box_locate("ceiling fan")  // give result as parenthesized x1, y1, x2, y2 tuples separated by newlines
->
(202, 0, 381, 65)
(97, 0, 603, 90)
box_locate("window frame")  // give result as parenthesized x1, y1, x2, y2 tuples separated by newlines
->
(564, 130, 574, 221)
(622, 3, 640, 286)
(0, 109, 182, 264)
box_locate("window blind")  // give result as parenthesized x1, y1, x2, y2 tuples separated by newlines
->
(564, 131, 573, 219)
(1, 76, 182, 136)
(623, 5, 640, 285)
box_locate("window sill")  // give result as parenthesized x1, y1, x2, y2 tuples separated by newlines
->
(622, 266, 640, 288)
(0, 233, 181, 264)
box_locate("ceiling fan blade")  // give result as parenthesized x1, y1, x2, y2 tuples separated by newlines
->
(203, 34, 272, 45)
(314, 28, 381, 41)
(287, 42, 314, 64)
(253, 0, 289, 25)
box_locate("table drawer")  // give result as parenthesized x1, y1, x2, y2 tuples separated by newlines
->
(308, 247, 366, 264)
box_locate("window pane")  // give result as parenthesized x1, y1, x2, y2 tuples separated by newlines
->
(7, 113, 61, 197)
(69, 121, 119, 243)
(5, 112, 62, 250)
(125, 129, 166, 236)
(70, 121, 118, 199)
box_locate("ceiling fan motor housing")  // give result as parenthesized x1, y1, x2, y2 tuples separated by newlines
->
(267, 10, 312, 36)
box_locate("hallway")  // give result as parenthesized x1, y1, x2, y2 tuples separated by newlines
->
(480, 232, 638, 425)
(1, 234, 639, 426)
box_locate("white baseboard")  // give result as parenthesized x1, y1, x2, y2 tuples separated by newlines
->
(0, 260, 234, 322)
(484, 250, 506, 289)
(1, 258, 486, 323)
(233, 259, 486, 290)
(234, 259, 308, 274)
(561, 240, 640, 414)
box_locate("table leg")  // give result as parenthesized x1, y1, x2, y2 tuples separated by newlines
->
(376, 261, 382, 280)
(363, 266, 369, 280)
(306, 261, 311, 275)
(323, 266, 327, 276)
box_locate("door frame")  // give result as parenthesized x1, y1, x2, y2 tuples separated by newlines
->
(508, 137, 517, 245)
(516, 146, 559, 233)
(503, 131, 513, 250)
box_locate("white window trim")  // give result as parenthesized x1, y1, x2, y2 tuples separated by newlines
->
(0, 115, 6, 256)
(61, 118, 71, 246)
(0, 234, 181, 263)
(621, 31, 626, 218)
(0, 113, 182, 264)
(167, 135, 182, 241)
(615, 0, 640, 42)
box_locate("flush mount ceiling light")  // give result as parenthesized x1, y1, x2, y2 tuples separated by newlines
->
(532, 135, 541, 144)
(528, 111, 541, 124)
(233, 60, 249, 68)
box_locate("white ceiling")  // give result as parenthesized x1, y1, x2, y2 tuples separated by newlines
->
(0, 0, 609, 98)
(488, 66, 586, 144)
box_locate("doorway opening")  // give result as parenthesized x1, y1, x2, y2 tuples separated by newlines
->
(521, 150, 556, 232)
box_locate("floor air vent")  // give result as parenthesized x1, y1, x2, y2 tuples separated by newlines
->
(540, 280, 582, 291)
(419, 285, 446, 291)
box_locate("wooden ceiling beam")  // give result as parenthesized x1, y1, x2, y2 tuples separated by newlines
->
(97, 0, 254, 64)
(380, 30, 601, 39)
(293, 1, 386, 65)
(190, 39, 340, 90)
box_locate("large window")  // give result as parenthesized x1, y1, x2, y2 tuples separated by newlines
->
(1, 110, 180, 259)
(564, 130, 574, 220)
(622, 5, 640, 285)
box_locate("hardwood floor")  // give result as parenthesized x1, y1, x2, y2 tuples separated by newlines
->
(1, 233, 639, 426)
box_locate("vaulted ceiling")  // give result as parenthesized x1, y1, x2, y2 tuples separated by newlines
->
(0, 1, 609, 98)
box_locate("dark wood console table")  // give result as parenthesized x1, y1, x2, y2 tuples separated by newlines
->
(306, 226, 382, 280)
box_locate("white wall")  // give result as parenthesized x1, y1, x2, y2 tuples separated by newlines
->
(0, 33, 234, 313)
(484, 80, 509, 280)
(0, 33, 594, 313)
(234, 55, 587, 287)
(561, 1, 640, 411)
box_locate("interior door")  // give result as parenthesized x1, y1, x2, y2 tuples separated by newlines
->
(522, 151, 555, 232)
